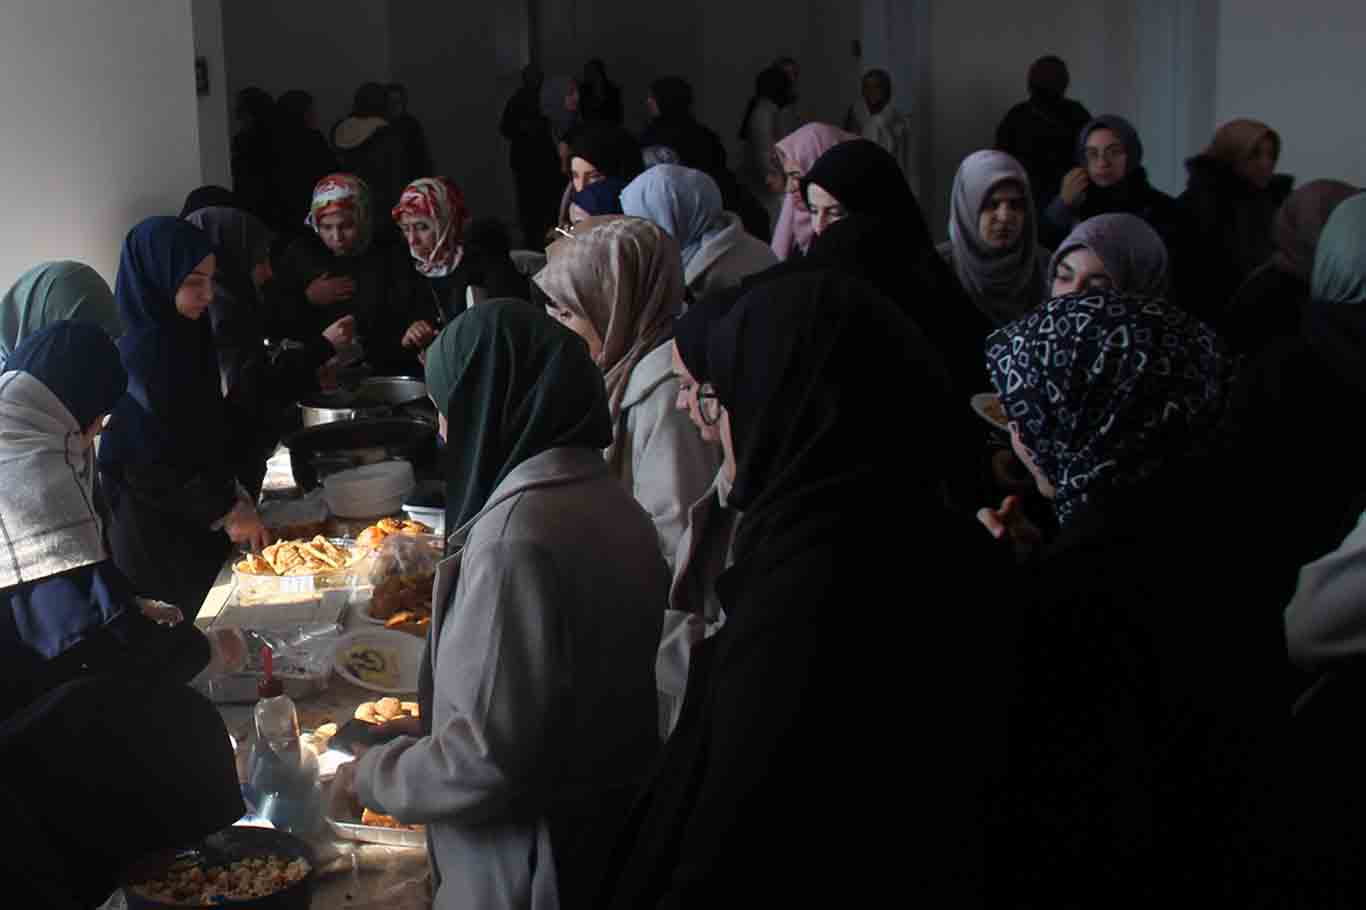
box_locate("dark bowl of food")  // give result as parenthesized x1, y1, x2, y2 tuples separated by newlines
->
(123, 825, 317, 910)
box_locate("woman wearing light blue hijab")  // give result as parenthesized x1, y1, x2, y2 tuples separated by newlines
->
(0, 261, 122, 370)
(621, 164, 776, 300)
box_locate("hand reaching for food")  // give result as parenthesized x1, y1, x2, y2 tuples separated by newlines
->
(402, 320, 437, 350)
(977, 494, 1043, 561)
(224, 500, 271, 551)
(323, 314, 356, 349)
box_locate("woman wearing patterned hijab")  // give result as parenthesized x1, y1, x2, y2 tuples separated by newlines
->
(533, 216, 719, 569)
(268, 172, 421, 375)
(981, 292, 1306, 903)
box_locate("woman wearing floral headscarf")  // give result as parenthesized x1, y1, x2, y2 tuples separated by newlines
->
(391, 178, 532, 352)
(980, 290, 1307, 903)
(267, 172, 421, 375)
(533, 216, 719, 570)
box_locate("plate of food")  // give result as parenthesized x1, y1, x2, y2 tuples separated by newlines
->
(970, 392, 1010, 431)
(333, 629, 423, 694)
(325, 777, 426, 848)
(233, 536, 365, 605)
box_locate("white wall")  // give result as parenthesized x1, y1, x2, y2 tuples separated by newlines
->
(921, 0, 1141, 240)
(221, 0, 392, 137)
(1214, 0, 1366, 187)
(0, 0, 203, 290)
(193, 0, 232, 188)
(537, 0, 863, 176)
(386, 1, 526, 224)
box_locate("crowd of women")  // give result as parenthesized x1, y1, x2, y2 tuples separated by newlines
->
(8, 47, 1366, 908)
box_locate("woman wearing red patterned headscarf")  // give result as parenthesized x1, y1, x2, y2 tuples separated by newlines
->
(264, 172, 423, 376)
(391, 178, 530, 353)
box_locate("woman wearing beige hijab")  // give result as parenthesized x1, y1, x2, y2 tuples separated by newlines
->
(534, 216, 720, 570)
(1180, 118, 1293, 311)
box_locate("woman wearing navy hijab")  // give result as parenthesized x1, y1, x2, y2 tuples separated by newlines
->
(99, 217, 269, 617)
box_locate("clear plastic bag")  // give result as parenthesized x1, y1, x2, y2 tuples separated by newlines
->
(366, 535, 440, 634)
(195, 625, 340, 704)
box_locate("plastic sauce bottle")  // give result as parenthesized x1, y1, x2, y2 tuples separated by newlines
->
(246, 668, 322, 834)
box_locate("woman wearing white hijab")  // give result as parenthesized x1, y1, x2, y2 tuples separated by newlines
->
(938, 150, 1050, 326)
(620, 164, 777, 301)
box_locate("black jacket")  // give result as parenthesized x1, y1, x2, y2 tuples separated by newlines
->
(598, 504, 1002, 906)
(995, 96, 1092, 213)
(994, 457, 1315, 904)
(1220, 262, 1307, 355)
(1179, 155, 1293, 312)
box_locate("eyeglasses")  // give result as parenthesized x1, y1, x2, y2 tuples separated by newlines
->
(697, 385, 722, 426)
(1084, 145, 1126, 164)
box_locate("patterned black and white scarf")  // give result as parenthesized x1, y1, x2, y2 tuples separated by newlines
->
(985, 292, 1235, 525)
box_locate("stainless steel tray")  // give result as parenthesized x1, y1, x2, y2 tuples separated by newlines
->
(325, 779, 427, 848)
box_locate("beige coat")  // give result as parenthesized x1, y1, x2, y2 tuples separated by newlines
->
(656, 468, 737, 737)
(357, 447, 668, 910)
(614, 342, 722, 572)
(684, 212, 779, 300)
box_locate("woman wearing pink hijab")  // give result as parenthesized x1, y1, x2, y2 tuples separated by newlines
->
(770, 123, 857, 260)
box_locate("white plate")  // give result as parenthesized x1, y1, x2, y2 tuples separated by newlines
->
(333, 629, 424, 694)
(970, 392, 1009, 430)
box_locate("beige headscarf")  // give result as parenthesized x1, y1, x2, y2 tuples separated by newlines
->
(533, 216, 684, 464)
(1206, 118, 1280, 169)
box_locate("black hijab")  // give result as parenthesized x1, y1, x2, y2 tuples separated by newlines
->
(673, 286, 743, 382)
(568, 124, 643, 182)
(424, 300, 612, 533)
(179, 185, 239, 219)
(707, 271, 955, 561)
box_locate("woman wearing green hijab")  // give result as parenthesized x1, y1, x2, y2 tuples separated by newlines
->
(339, 301, 668, 910)
(0, 261, 122, 368)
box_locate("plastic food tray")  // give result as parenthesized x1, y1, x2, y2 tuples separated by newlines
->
(325, 780, 427, 848)
(232, 538, 367, 606)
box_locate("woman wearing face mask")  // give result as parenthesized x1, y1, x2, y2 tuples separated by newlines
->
(553, 123, 642, 236)
(1047, 213, 1170, 300)
(533, 217, 720, 571)
(269, 173, 421, 376)
(337, 302, 666, 910)
(1042, 116, 1188, 259)
(98, 218, 270, 617)
(939, 150, 1050, 327)
(1180, 119, 1294, 310)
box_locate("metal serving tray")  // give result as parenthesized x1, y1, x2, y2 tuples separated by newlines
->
(325, 780, 427, 848)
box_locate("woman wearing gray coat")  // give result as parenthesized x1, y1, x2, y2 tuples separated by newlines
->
(339, 302, 668, 910)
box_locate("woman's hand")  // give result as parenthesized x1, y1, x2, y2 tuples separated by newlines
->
(306, 273, 356, 307)
(323, 315, 357, 349)
(334, 760, 359, 798)
(977, 495, 1043, 560)
(402, 320, 437, 350)
(1060, 167, 1090, 208)
(224, 500, 271, 551)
